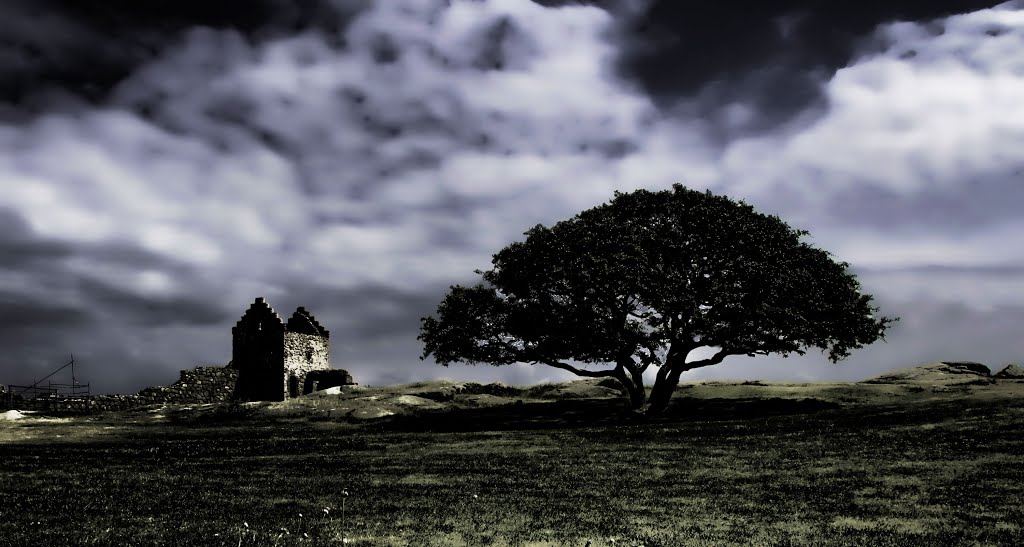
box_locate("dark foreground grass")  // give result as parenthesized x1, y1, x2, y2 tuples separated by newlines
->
(2, 394, 1023, 546)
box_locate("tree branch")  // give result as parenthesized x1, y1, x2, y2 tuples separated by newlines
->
(666, 339, 699, 365)
(677, 348, 735, 372)
(537, 359, 619, 379)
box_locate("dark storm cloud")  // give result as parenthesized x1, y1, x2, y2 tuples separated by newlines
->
(0, 290, 88, 329)
(75, 277, 232, 327)
(607, 0, 1009, 132)
(0, 0, 369, 110)
(0, 204, 235, 386)
(0, 211, 85, 340)
(277, 282, 448, 343)
(0, 207, 72, 266)
(70, 239, 238, 328)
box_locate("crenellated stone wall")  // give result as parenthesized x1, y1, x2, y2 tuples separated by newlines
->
(232, 297, 287, 402)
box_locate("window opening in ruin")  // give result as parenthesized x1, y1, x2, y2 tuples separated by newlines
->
(305, 349, 313, 361)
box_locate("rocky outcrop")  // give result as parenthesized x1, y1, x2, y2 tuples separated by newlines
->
(863, 361, 994, 386)
(995, 363, 1024, 379)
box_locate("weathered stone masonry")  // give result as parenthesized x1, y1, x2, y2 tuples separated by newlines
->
(283, 308, 331, 398)
(232, 298, 337, 402)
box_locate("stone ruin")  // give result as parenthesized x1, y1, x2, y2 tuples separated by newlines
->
(4, 297, 355, 413)
(231, 297, 353, 401)
(7, 366, 241, 413)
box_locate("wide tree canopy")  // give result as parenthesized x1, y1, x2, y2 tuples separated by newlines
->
(419, 184, 896, 414)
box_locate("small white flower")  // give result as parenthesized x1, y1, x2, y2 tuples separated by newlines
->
(324, 508, 330, 515)
(473, 494, 479, 499)
(342, 489, 350, 497)
(243, 522, 249, 528)
(299, 513, 303, 518)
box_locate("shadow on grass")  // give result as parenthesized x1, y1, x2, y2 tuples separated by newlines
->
(375, 396, 841, 433)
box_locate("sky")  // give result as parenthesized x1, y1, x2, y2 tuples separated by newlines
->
(2, 0, 1023, 394)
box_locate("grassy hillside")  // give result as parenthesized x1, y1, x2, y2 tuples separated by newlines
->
(2, 379, 1023, 546)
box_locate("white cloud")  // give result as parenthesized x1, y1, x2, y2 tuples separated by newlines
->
(722, 4, 1024, 199)
(96, 0, 659, 293)
(713, 4, 1024, 283)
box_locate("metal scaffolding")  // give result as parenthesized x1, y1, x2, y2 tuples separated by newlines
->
(3, 356, 90, 409)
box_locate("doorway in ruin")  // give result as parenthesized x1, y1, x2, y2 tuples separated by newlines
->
(288, 374, 299, 399)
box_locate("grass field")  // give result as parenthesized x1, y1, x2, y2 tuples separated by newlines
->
(2, 381, 1023, 546)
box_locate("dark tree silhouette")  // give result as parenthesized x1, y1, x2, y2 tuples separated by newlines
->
(419, 184, 896, 415)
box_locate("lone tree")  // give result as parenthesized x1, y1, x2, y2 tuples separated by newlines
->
(419, 185, 895, 415)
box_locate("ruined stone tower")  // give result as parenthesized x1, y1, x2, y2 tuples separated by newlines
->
(231, 297, 334, 401)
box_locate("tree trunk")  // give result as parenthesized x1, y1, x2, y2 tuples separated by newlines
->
(644, 365, 683, 416)
(625, 380, 645, 409)
(612, 373, 646, 410)
(608, 358, 647, 411)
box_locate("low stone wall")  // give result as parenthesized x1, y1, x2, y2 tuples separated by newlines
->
(138, 366, 239, 405)
(38, 394, 146, 414)
(12, 365, 356, 414)
(28, 366, 239, 414)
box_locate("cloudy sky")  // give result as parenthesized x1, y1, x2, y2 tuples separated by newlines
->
(2, 0, 1023, 394)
